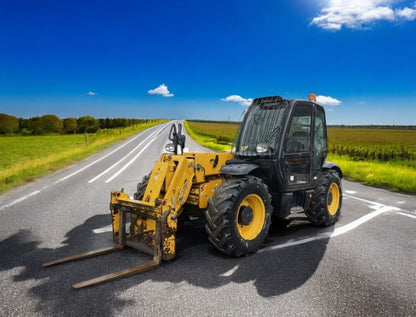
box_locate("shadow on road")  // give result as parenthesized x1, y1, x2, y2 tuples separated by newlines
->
(0, 214, 333, 316)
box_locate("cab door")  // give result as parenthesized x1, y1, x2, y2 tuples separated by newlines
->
(282, 102, 313, 189)
(312, 105, 328, 179)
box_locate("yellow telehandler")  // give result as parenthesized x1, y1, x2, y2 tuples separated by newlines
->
(43, 94, 343, 288)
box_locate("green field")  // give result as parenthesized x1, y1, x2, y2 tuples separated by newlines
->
(0, 120, 166, 194)
(185, 121, 416, 194)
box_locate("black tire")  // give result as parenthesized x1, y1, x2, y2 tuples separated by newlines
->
(306, 170, 342, 226)
(134, 174, 150, 200)
(130, 174, 150, 236)
(205, 176, 272, 257)
(133, 172, 188, 232)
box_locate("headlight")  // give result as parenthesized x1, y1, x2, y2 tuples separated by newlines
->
(256, 144, 269, 153)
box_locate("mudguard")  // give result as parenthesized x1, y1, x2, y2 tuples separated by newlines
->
(220, 163, 260, 176)
(323, 161, 343, 178)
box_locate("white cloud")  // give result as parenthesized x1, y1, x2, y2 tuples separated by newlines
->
(87, 91, 96, 96)
(310, 0, 416, 30)
(221, 95, 253, 107)
(316, 95, 342, 106)
(148, 84, 174, 97)
(396, 6, 416, 20)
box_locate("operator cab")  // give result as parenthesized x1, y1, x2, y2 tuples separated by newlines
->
(230, 95, 328, 192)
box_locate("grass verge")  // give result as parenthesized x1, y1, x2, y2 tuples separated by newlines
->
(0, 120, 167, 194)
(327, 155, 416, 194)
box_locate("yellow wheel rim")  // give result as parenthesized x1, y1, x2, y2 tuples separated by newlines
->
(236, 194, 265, 240)
(327, 183, 340, 216)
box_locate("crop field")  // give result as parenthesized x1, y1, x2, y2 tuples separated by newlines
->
(327, 128, 416, 193)
(328, 128, 416, 162)
(0, 120, 166, 194)
(185, 121, 416, 193)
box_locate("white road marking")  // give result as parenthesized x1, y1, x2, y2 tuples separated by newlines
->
(88, 127, 163, 183)
(345, 190, 356, 194)
(331, 205, 397, 236)
(53, 129, 153, 184)
(55, 122, 170, 184)
(105, 137, 158, 183)
(397, 212, 416, 219)
(93, 225, 113, 234)
(260, 194, 400, 253)
(0, 190, 40, 211)
(220, 265, 240, 277)
(344, 193, 386, 209)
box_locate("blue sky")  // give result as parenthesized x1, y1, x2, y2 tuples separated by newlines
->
(1, 0, 415, 124)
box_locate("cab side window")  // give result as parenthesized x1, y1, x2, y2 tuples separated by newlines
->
(285, 105, 312, 153)
(313, 107, 327, 171)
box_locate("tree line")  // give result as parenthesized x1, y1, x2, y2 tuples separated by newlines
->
(0, 113, 158, 135)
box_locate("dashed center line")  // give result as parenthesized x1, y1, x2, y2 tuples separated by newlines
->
(53, 128, 154, 185)
(88, 126, 164, 183)
(105, 136, 158, 183)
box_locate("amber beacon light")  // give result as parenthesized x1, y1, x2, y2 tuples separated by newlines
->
(308, 93, 317, 102)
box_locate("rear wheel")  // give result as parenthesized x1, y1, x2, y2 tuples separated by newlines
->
(205, 176, 272, 257)
(306, 170, 342, 226)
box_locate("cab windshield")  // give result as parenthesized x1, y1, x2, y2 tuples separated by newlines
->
(234, 99, 288, 156)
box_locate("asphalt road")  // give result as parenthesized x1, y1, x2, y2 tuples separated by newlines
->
(1, 121, 415, 317)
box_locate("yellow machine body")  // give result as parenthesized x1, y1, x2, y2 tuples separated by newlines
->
(110, 151, 234, 261)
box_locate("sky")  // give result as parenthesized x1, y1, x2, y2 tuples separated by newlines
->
(0, 0, 415, 124)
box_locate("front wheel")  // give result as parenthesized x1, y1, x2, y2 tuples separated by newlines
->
(205, 176, 272, 257)
(305, 170, 342, 226)
(133, 173, 150, 200)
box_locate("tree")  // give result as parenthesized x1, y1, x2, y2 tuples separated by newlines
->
(63, 118, 78, 134)
(0, 113, 19, 134)
(27, 117, 43, 134)
(98, 118, 106, 129)
(77, 115, 99, 133)
(39, 115, 63, 133)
